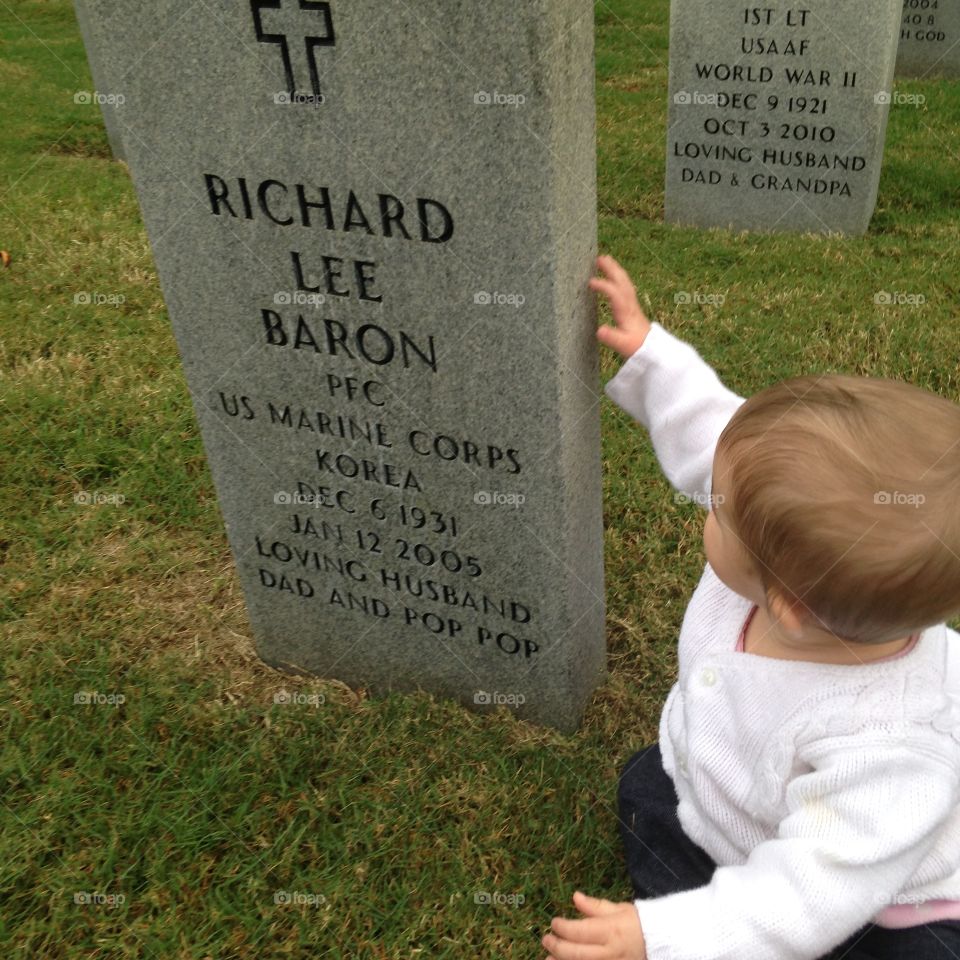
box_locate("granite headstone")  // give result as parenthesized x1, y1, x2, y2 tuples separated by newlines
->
(77, 0, 605, 734)
(897, 0, 960, 77)
(665, 1, 904, 235)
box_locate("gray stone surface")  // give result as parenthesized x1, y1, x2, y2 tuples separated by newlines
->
(78, 0, 604, 733)
(72, 0, 125, 160)
(665, 1, 903, 235)
(897, 1, 960, 77)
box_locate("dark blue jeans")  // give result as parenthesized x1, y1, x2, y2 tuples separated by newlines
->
(618, 743, 960, 959)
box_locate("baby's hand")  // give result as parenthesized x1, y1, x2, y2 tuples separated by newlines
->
(589, 255, 652, 359)
(541, 890, 647, 960)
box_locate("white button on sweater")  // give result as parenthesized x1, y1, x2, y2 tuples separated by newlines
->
(604, 322, 960, 960)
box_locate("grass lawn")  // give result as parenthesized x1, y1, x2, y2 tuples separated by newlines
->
(2, 1, 959, 957)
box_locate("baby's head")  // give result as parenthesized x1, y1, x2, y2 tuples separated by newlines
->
(703, 374, 960, 645)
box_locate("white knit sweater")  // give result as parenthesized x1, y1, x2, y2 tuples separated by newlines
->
(604, 322, 960, 960)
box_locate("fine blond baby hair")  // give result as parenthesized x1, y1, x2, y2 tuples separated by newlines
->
(714, 374, 960, 645)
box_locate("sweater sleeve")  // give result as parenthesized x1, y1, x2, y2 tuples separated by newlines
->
(635, 731, 960, 960)
(604, 322, 746, 507)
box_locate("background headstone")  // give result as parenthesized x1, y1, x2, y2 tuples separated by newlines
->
(665, 0, 903, 235)
(78, 0, 605, 734)
(897, 0, 960, 77)
(72, 0, 125, 160)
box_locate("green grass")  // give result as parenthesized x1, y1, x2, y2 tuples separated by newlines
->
(2, 1, 960, 957)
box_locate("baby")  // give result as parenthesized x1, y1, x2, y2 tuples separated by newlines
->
(541, 256, 960, 960)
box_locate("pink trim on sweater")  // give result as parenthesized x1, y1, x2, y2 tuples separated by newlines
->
(875, 900, 960, 929)
(734, 605, 757, 653)
(734, 607, 959, 929)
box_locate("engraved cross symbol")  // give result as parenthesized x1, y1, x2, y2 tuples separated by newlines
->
(251, 0, 335, 98)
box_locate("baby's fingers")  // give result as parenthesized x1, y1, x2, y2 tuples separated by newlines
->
(543, 926, 610, 960)
(588, 276, 618, 299)
(573, 892, 621, 915)
(596, 324, 634, 353)
(552, 914, 612, 942)
(589, 276, 637, 318)
(596, 255, 634, 288)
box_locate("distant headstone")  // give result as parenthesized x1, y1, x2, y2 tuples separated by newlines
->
(897, 0, 960, 77)
(665, 1, 903, 235)
(72, 0, 125, 160)
(77, 0, 605, 733)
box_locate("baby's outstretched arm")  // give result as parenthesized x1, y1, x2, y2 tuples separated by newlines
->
(591, 254, 744, 506)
